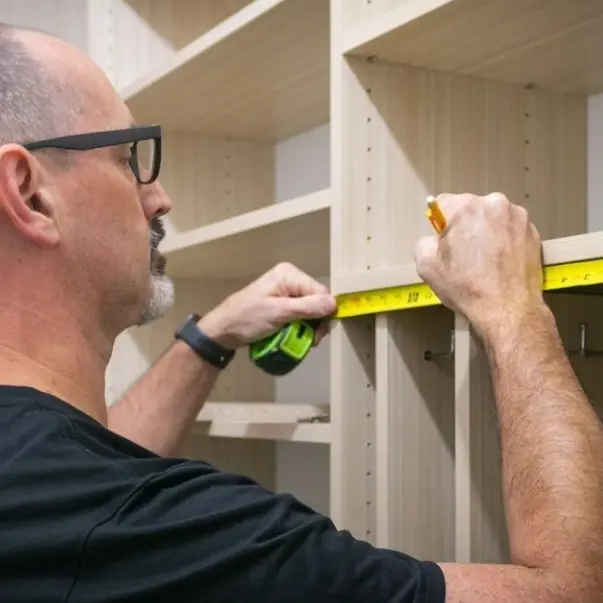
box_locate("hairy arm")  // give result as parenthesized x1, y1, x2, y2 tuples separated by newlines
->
(440, 302, 603, 602)
(108, 335, 220, 456)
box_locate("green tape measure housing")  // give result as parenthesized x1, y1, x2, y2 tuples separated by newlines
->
(249, 319, 319, 376)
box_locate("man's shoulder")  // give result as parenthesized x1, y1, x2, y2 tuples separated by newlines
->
(0, 384, 175, 473)
(0, 385, 199, 601)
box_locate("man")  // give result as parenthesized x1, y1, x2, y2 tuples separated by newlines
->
(0, 22, 601, 603)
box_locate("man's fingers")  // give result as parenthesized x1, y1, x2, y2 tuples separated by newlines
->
(276, 293, 336, 323)
(432, 192, 508, 232)
(431, 193, 469, 226)
(272, 262, 329, 297)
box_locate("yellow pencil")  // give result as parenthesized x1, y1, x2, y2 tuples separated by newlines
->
(426, 195, 446, 233)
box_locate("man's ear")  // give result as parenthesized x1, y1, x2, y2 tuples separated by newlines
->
(0, 144, 60, 247)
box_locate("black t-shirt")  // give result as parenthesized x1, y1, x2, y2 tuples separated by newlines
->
(0, 385, 446, 602)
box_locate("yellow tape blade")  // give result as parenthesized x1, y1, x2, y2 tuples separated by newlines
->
(334, 258, 603, 319)
(542, 258, 603, 291)
(335, 283, 439, 318)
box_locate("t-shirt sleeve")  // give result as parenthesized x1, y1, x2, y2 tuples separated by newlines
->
(69, 461, 446, 603)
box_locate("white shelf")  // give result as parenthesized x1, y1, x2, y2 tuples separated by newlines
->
(162, 189, 331, 279)
(332, 232, 603, 296)
(194, 402, 331, 443)
(121, 0, 330, 141)
(343, 0, 603, 94)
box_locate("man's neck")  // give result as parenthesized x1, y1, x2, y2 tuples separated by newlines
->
(0, 302, 111, 425)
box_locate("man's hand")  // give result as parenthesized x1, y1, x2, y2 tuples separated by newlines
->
(414, 192, 545, 339)
(415, 193, 603, 602)
(198, 262, 337, 350)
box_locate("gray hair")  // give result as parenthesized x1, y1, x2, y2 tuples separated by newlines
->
(0, 23, 78, 146)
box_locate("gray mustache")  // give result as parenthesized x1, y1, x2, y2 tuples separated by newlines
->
(150, 217, 165, 248)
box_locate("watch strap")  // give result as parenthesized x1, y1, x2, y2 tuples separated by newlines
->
(175, 313, 235, 370)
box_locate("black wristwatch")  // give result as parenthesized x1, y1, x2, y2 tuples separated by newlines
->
(175, 313, 236, 370)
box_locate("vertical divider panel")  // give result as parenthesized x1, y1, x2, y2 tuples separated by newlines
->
(330, 318, 376, 541)
(330, 0, 377, 541)
(375, 309, 455, 560)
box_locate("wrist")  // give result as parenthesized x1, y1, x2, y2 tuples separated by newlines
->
(478, 299, 555, 353)
(197, 309, 238, 351)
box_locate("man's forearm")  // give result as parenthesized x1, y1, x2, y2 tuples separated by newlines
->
(108, 339, 220, 456)
(482, 302, 603, 584)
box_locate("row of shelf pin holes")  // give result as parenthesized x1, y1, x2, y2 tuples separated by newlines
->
(424, 323, 603, 361)
(366, 321, 374, 540)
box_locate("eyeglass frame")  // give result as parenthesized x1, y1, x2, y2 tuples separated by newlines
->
(19, 124, 162, 185)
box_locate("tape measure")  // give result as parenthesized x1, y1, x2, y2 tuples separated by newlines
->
(335, 257, 603, 319)
(249, 258, 603, 375)
(249, 319, 320, 376)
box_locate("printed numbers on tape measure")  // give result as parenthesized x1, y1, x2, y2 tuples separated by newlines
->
(337, 258, 603, 319)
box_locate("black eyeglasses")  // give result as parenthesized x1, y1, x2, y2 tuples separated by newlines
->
(21, 124, 162, 184)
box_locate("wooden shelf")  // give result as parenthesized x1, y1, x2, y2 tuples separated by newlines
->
(332, 232, 603, 297)
(121, 0, 330, 141)
(122, 0, 254, 49)
(193, 422, 331, 443)
(193, 402, 331, 443)
(343, 0, 603, 94)
(162, 189, 330, 279)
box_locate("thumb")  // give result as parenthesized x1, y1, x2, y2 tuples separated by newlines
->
(275, 293, 337, 322)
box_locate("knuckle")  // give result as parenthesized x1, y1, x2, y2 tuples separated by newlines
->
(485, 192, 509, 205)
(457, 193, 478, 215)
(274, 261, 295, 274)
(458, 193, 475, 204)
(483, 192, 511, 218)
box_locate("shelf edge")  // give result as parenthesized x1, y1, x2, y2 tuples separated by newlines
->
(192, 421, 331, 443)
(197, 401, 330, 423)
(162, 188, 331, 255)
(120, 0, 286, 101)
(341, 0, 454, 57)
(332, 232, 603, 296)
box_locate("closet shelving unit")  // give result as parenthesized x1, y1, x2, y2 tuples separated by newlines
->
(329, 0, 603, 564)
(106, 0, 603, 561)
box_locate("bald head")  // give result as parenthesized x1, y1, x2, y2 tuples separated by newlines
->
(0, 23, 88, 147)
(0, 22, 173, 357)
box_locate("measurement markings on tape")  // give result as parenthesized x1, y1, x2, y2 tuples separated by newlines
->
(335, 258, 603, 319)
